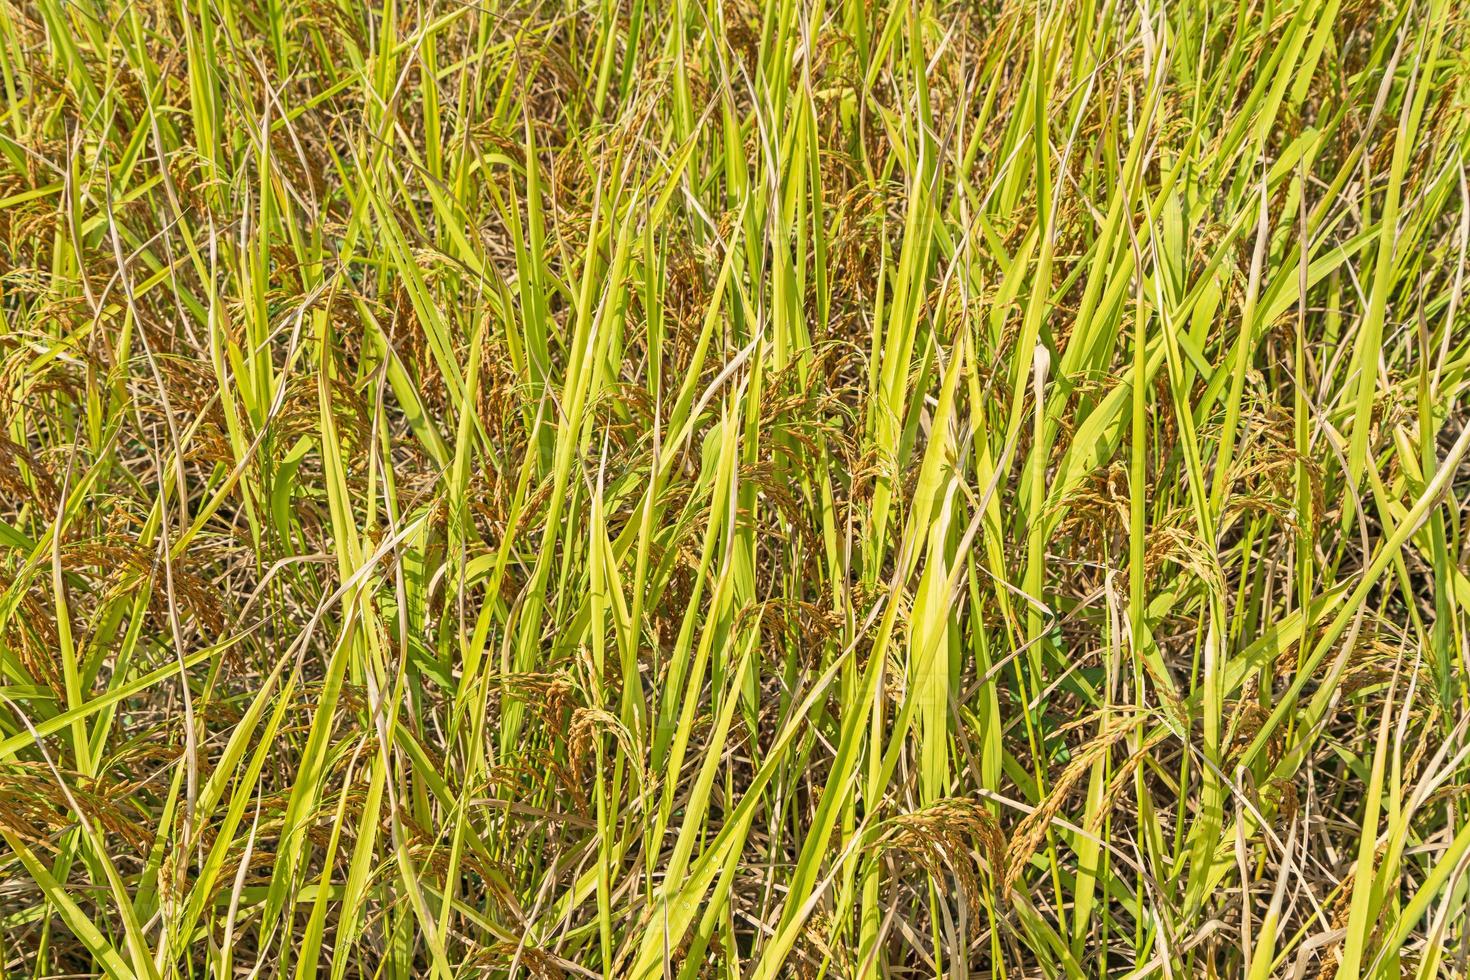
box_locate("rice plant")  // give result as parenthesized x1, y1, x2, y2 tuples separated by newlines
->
(1, 0, 1469, 974)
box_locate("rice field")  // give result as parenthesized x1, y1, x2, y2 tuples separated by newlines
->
(1, 0, 1469, 975)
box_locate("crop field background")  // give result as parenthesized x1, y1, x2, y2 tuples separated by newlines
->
(1, 0, 1469, 975)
